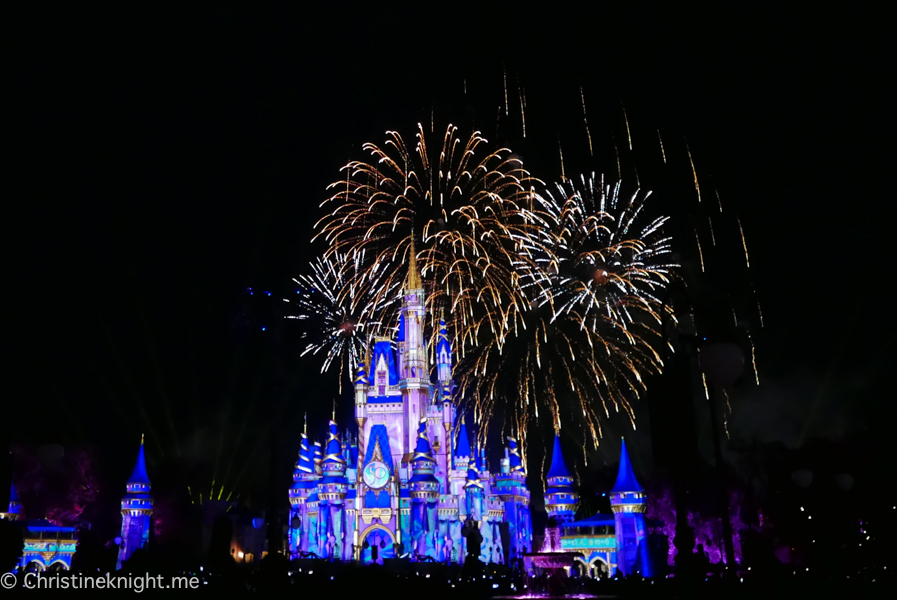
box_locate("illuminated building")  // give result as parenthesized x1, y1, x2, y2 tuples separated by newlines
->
(288, 246, 533, 564)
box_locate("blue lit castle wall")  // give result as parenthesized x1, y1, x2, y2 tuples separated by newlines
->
(288, 242, 533, 564)
(118, 435, 153, 569)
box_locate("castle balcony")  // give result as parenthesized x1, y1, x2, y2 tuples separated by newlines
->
(437, 495, 458, 509)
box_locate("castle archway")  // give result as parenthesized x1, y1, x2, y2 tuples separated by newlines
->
(359, 525, 396, 565)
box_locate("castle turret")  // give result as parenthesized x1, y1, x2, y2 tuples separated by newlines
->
(610, 438, 651, 576)
(409, 419, 439, 559)
(118, 435, 153, 569)
(464, 441, 485, 521)
(319, 419, 350, 559)
(494, 437, 531, 560)
(543, 435, 578, 524)
(454, 418, 471, 472)
(288, 426, 317, 557)
(2, 482, 21, 520)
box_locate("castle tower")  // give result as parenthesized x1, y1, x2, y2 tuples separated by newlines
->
(493, 437, 532, 559)
(118, 435, 153, 569)
(610, 438, 651, 577)
(319, 419, 350, 560)
(450, 417, 472, 498)
(464, 444, 485, 521)
(409, 418, 439, 559)
(543, 435, 579, 524)
(400, 237, 428, 455)
(2, 482, 21, 520)
(288, 426, 317, 557)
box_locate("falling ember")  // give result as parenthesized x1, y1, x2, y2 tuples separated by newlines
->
(503, 66, 509, 115)
(657, 130, 666, 164)
(714, 186, 723, 213)
(519, 84, 526, 138)
(686, 142, 701, 203)
(749, 334, 759, 385)
(622, 106, 632, 151)
(701, 371, 710, 400)
(736, 216, 750, 268)
(708, 216, 716, 246)
(558, 138, 566, 181)
(581, 86, 593, 156)
(695, 228, 705, 272)
(614, 139, 621, 179)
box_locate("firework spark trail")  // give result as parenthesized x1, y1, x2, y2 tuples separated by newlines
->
(694, 227, 705, 272)
(614, 140, 621, 180)
(558, 138, 566, 181)
(581, 86, 594, 156)
(686, 142, 701, 203)
(736, 216, 750, 268)
(503, 66, 509, 115)
(657, 130, 666, 164)
(749, 334, 759, 384)
(622, 106, 632, 150)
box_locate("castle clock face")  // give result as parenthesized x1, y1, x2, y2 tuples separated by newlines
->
(362, 461, 390, 489)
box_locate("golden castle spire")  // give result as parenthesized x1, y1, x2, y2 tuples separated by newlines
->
(406, 235, 422, 291)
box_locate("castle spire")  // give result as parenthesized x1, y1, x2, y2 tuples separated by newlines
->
(128, 435, 151, 485)
(610, 437, 643, 493)
(546, 435, 570, 479)
(454, 416, 471, 460)
(406, 235, 422, 291)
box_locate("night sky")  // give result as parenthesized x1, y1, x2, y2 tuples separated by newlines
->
(7, 4, 892, 518)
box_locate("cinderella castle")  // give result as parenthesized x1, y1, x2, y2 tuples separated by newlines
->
(284, 245, 653, 577)
(3, 244, 651, 578)
(286, 246, 533, 564)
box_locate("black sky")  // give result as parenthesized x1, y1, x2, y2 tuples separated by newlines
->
(7, 3, 893, 507)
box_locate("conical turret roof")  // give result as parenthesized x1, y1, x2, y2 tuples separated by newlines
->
(610, 438, 643, 493)
(128, 435, 151, 485)
(546, 435, 570, 480)
(323, 420, 346, 467)
(412, 418, 436, 464)
(454, 418, 471, 459)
